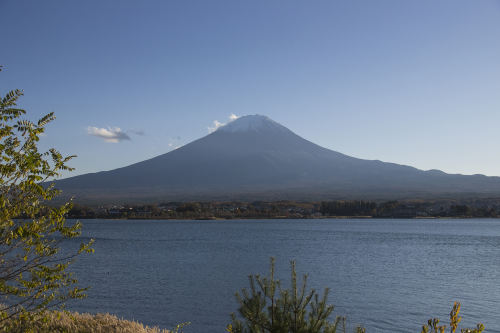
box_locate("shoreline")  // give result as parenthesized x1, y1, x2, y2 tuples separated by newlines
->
(71, 215, 499, 220)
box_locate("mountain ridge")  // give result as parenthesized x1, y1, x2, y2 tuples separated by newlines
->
(55, 115, 500, 203)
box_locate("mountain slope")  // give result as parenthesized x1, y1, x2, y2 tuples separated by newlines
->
(56, 115, 500, 202)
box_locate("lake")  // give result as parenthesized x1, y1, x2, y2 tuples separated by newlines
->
(65, 218, 500, 332)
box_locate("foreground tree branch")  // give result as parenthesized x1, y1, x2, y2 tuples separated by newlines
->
(0, 68, 93, 329)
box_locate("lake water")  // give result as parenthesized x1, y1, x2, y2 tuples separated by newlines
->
(65, 218, 500, 332)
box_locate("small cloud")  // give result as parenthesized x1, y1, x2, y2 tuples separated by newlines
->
(128, 129, 145, 136)
(208, 120, 224, 133)
(207, 114, 239, 133)
(87, 126, 131, 143)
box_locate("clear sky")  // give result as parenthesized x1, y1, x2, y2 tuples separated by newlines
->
(1, 0, 499, 177)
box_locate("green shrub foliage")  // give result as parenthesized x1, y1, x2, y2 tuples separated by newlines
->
(228, 258, 356, 333)
(421, 302, 484, 333)
(0, 67, 93, 329)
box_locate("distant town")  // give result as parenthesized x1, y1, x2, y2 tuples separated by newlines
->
(67, 198, 500, 220)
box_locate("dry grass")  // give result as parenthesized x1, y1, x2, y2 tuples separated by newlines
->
(0, 309, 173, 333)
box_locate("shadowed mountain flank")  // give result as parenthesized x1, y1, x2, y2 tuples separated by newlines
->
(55, 115, 500, 203)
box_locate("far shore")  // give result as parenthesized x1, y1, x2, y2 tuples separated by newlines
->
(67, 198, 500, 220)
(72, 215, 498, 220)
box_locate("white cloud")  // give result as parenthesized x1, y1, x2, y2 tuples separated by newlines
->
(208, 120, 224, 133)
(207, 114, 239, 133)
(87, 126, 131, 143)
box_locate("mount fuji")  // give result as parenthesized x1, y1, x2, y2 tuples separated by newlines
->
(55, 115, 500, 203)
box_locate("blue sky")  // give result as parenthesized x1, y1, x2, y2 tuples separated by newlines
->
(1, 0, 499, 177)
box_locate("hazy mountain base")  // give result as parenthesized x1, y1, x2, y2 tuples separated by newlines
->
(54, 186, 500, 206)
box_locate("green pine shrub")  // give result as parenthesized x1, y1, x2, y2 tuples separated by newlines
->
(421, 301, 484, 333)
(228, 257, 364, 333)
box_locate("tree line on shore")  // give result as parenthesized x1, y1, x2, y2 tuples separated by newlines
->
(67, 198, 500, 219)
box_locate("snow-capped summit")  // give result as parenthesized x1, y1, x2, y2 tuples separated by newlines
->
(218, 114, 290, 133)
